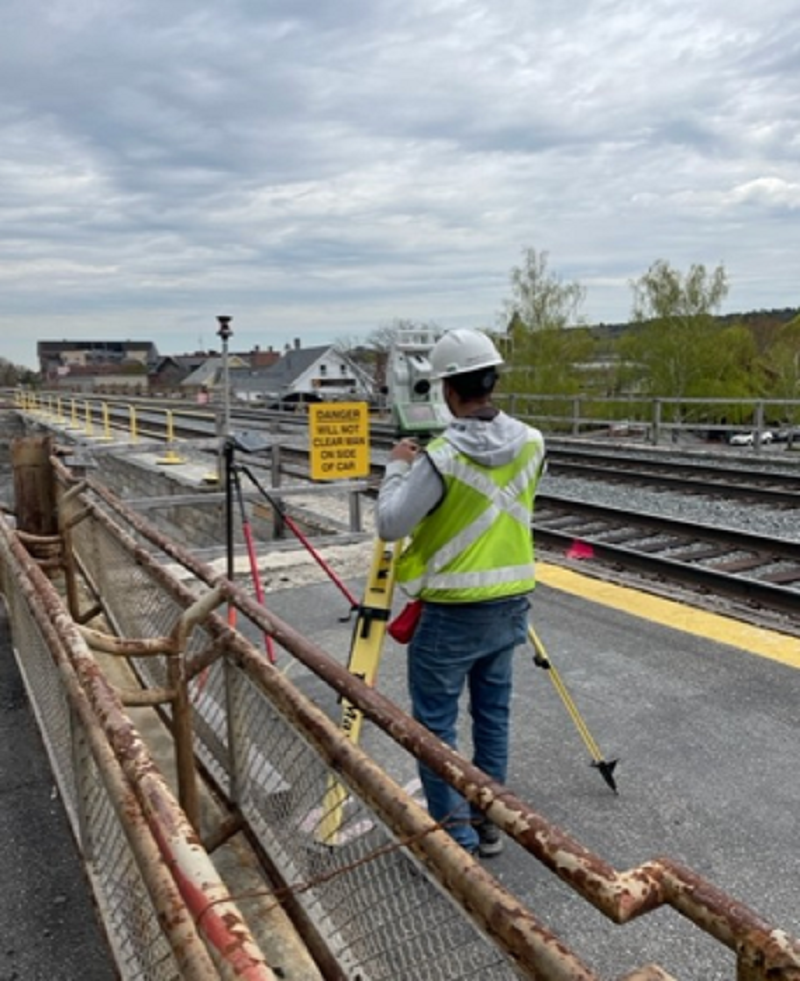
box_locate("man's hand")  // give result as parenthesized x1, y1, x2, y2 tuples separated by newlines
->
(389, 438, 420, 465)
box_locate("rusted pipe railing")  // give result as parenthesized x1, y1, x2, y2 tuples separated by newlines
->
(3, 548, 220, 979)
(63, 466, 800, 980)
(2, 520, 277, 981)
(76, 587, 226, 833)
(169, 585, 226, 830)
(54, 468, 602, 978)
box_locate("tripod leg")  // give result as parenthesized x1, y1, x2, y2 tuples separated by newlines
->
(529, 625, 618, 794)
(318, 538, 402, 844)
(224, 441, 237, 628)
(231, 465, 276, 663)
(238, 463, 359, 612)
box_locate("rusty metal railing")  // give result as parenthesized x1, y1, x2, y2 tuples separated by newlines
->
(55, 462, 542, 979)
(0, 517, 280, 980)
(29, 453, 799, 980)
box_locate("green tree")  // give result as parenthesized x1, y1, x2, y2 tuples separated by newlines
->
(503, 248, 586, 335)
(499, 248, 592, 396)
(503, 326, 595, 396)
(618, 260, 733, 401)
(758, 315, 800, 436)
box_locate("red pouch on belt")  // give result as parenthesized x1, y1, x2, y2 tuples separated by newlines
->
(387, 600, 423, 644)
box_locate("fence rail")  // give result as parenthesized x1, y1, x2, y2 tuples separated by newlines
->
(495, 393, 800, 445)
(17, 387, 800, 451)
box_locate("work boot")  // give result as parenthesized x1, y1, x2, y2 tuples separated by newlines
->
(477, 819, 503, 858)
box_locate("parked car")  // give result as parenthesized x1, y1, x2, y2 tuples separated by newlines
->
(729, 430, 773, 446)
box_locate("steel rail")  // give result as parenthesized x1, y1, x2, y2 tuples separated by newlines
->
(547, 449, 800, 504)
(535, 494, 800, 618)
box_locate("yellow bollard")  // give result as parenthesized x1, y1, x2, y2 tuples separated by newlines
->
(157, 409, 186, 465)
(84, 400, 94, 437)
(129, 405, 139, 443)
(99, 402, 113, 441)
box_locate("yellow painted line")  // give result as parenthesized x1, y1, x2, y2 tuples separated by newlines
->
(537, 562, 800, 670)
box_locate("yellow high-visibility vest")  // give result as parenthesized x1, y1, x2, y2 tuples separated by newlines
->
(396, 433, 544, 602)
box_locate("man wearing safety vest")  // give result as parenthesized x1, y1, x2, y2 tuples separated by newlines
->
(376, 328, 545, 857)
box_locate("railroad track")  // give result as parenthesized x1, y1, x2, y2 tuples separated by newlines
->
(547, 446, 800, 505)
(534, 495, 800, 630)
(34, 400, 800, 631)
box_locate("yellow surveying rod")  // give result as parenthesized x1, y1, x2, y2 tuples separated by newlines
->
(528, 624, 618, 794)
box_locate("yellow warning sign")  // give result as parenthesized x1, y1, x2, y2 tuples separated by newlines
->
(309, 402, 370, 480)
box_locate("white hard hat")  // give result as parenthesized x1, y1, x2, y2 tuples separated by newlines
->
(430, 328, 504, 379)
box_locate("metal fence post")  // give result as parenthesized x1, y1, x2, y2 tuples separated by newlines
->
(652, 399, 662, 445)
(572, 396, 581, 436)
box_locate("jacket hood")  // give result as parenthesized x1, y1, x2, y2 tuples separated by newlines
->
(441, 410, 534, 467)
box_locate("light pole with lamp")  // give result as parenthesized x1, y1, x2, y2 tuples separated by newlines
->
(216, 315, 239, 620)
(216, 315, 233, 439)
(205, 315, 234, 484)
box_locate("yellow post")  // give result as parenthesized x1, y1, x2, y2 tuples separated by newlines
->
(130, 405, 138, 443)
(84, 400, 94, 437)
(100, 402, 113, 441)
(157, 410, 186, 465)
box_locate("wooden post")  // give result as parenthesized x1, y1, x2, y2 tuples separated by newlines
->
(11, 435, 58, 537)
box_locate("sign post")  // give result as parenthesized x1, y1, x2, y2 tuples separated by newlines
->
(308, 402, 370, 480)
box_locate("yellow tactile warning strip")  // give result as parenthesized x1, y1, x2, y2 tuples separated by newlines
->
(537, 563, 800, 671)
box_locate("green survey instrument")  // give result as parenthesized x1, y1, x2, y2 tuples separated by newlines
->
(528, 624, 619, 794)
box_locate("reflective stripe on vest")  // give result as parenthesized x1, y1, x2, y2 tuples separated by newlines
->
(396, 433, 544, 601)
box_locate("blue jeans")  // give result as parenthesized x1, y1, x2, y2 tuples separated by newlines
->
(407, 595, 530, 850)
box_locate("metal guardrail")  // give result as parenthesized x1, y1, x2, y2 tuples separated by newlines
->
(55, 461, 538, 980)
(0, 520, 272, 980)
(495, 393, 800, 447)
(19, 387, 800, 451)
(3, 432, 800, 978)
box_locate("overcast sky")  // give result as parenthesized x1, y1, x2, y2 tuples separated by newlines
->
(2, 1, 798, 369)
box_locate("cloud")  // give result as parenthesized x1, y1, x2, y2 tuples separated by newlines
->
(726, 177, 800, 210)
(0, 0, 798, 367)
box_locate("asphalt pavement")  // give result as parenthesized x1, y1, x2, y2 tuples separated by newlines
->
(0, 605, 116, 981)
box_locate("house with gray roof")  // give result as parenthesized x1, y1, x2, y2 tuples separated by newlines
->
(231, 343, 374, 405)
(178, 354, 251, 397)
